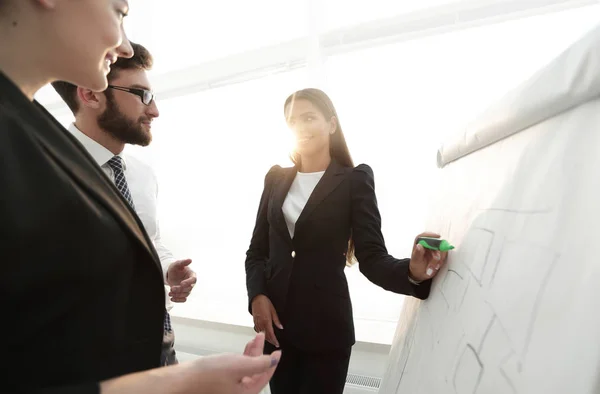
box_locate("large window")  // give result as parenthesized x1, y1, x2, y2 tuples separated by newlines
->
(40, 1, 600, 344)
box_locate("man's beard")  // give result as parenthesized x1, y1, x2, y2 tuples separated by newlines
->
(97, 96, 152, 146)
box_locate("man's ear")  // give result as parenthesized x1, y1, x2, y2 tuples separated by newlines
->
(76, 87, 105, 110)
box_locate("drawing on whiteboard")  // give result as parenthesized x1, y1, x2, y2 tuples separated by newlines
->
(453, 343, 483, 393)
(389, 207, 561, 394)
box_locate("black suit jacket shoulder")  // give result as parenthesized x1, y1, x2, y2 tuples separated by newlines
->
(0, 74, 165, 393)
(245, 160, 431, 351)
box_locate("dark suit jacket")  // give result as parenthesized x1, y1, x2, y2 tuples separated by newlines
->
(0, 73, 165, 393)
(245, 160, 432, 352)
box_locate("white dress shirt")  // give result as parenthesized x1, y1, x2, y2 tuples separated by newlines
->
(282, 171, 325, 238)
(69, 123, 176, 309)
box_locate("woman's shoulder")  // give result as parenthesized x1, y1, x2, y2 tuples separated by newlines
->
(263, 164, 293, 184)
(350, 163, 374, 179)
(346, 164, 378, 192)
(268, 164, 298, 174)
(266, 164, 283, 174)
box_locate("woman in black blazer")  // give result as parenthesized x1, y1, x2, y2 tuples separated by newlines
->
(0, 1, 278, 393)
(246, 88, 448, 394)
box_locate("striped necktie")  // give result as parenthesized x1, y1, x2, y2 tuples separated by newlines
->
(107, 156, 135, 208)
(107, 156, 173, 333)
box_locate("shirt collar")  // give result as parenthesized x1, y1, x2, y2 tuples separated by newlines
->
(68, 123, 127, 170)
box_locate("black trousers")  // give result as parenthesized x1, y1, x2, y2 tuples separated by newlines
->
(264, 339, 351, 394)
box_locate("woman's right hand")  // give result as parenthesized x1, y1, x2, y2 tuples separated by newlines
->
(251, 295, 283, 348)
(170, 351, 281, 394)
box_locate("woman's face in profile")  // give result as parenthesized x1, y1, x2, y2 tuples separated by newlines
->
(46, 0, 130, 91)
(285, 99, 334, 158)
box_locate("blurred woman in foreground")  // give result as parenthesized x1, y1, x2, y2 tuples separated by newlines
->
(0, 1, 279, 393)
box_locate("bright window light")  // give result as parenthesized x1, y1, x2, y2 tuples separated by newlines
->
(323, 0, 461, 30)
(125, 0, 309, 74)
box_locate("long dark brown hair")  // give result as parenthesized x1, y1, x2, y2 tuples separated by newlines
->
(283, 88, 357, 266)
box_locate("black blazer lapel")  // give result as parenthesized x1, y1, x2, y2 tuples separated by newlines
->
(295, 160, 346, 232)
(271, 166, 296, 246)
(27, 101, 161, 270)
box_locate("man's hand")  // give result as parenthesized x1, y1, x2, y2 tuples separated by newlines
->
(251, 295, 282, 348)
(167, 259, 197, 303)
(408, 232, 449, 282)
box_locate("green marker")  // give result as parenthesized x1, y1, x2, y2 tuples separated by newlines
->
(416, 237, 455, 252)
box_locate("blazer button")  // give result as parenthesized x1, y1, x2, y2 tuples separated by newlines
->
(291, 251, 296, 258)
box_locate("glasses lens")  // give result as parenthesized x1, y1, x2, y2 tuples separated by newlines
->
(143, 91, 152, 105)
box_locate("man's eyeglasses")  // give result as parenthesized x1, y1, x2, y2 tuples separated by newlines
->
(107, 85, 155, 106)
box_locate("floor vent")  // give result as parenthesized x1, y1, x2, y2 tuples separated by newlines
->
(345, 373, 381, 391)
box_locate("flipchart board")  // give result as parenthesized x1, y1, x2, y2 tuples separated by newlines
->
(379, 23, 600, 394)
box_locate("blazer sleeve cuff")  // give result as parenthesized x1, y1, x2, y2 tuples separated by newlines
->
(394, 258, 432, 299)
(404, 259, 432, 299)
(247, 290, 268, 315)
(247, 277, 268, 315)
